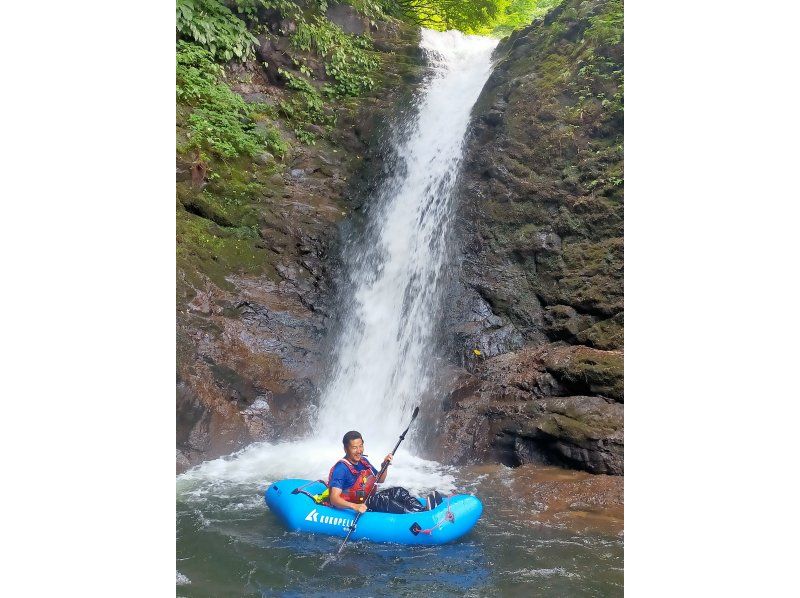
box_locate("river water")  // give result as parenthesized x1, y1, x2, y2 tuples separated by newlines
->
(177, 454, 623, 597)
(177, 29, 623, 596)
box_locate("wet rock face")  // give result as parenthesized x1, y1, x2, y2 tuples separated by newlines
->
(176, 15, 424, 474)
(326, 4, 369, 35)
(439, 345, 623, 475)
(177, 267, 329, 469)
(440, 0, 624, 474)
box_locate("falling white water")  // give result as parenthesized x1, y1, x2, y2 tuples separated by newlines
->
(315, 28, 498, 447)
(177, 29, 497, 498)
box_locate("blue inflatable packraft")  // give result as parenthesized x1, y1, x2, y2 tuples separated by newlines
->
(265, 479, 482, 546)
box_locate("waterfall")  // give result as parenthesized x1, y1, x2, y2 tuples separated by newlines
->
(178, 29, 497, 496)
(314, 29, 498, 447)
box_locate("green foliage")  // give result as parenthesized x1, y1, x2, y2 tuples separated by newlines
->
(387, 0, 565, 36)
(177, 41, 286, 160)
(571, 1, 624, 119)
(491, 0, 563, 36)
(291, 15, 339, 55)
(575, 54, 623, 116)
(585, 0, 623, 47)
(260, 120, 290, 157)
(394, 0, 503, 33)
(234, 0, 306, 25)
(291, 16, 378, 98)
(277, 68, 332, 143)
(325, 39, 378, 97)
(274, 14, 379, 143)
(341, 0, 392, 21)
(176, 0, 258, 61)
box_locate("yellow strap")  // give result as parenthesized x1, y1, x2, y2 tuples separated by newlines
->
(312, 488, 330, 504)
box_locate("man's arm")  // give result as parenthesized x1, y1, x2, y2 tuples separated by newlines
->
(329, 487, 367, 513)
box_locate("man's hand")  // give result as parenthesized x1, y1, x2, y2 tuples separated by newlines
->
(353, 503, 368, 514)
(382, 453, 393, 466)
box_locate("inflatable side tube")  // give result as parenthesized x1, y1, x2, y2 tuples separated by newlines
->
(265, 479, 482, 546)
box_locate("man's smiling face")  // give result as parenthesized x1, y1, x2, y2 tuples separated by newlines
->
(345, 438, 364, 463)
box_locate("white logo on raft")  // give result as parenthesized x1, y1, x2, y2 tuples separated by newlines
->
(305, 509, 353, 528)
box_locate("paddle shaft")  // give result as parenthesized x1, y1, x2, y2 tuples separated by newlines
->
(335, 407, 420, 554)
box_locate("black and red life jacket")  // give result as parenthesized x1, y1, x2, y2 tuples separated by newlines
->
(328, 457, 377, 504)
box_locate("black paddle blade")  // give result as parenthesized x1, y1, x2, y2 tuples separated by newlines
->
(411, 406, 420, 419)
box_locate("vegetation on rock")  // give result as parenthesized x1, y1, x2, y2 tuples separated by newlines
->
(175, 0, 386, 293)
(463, 0, 624, 348)
(177, 0, 258, 61)
(177, 41, 286, 161)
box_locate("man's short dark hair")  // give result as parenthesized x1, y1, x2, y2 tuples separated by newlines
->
(343, 430, 363, 446)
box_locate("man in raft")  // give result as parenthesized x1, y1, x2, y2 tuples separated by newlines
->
(329, 430, 444, 514)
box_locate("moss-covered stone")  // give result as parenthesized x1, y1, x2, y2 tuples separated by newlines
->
(542, 345, 623, 401)
(577, 312, 623, 349)
(439, 343, 623, 474)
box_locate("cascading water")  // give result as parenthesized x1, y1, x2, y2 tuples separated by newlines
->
(177, 29, 497, 496)
(315, 29, 498, 445)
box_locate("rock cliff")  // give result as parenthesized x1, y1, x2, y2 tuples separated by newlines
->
(439, 0, 624, 474)
(176, 5, 423, 472)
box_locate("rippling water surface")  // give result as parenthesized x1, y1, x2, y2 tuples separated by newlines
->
(177, 461, 622, 597)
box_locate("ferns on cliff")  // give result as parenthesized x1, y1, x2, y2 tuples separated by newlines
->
(176, 0, 258, 61)
(585, 0, 623, 47)
(277, 68, 332, 143)
(176, 0, 382, 145)
(291, 15, 379, 98)
(177, 41, 285, 160)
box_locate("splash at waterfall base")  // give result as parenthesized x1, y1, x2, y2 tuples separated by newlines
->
(265, 479, 483, 545)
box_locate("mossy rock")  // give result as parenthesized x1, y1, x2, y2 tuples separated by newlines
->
(543, 412, 598, 443)
(577, 312, 623, 349)
(176, 207, 277, 292)
(542, 345, 623, 401)
(543, 304, 597, 341)
(538, 396, 622, 436)
(558, 237, 623, 315)
(179, 189, 240, 228)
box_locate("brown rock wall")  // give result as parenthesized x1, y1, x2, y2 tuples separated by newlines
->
(176, 12, 424, 473)
(440, 0, 624, 474)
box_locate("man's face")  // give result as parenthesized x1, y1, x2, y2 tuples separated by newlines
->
(345, 438, 364, 462)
